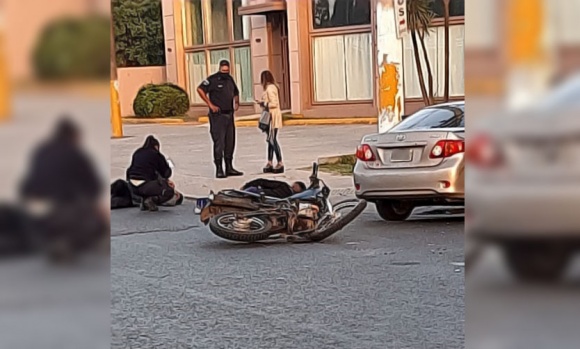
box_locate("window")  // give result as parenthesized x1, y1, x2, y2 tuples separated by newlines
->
(312, 0, 371, 29)
(187, 52, 207, 104)
(233, 0, 251, 41)
(310, 0, 373, 103)
(313, 33, 373, 101)
(183, 0, 252, 105)
(234, 47, 253, 102)
(210, 49, 230, 72)
(403, 25, 465, 98)
(391, 104, 465, 131)
(209, 0, 229, 44)
(184, 0, 204, 46)
(430, 0, 465, 18)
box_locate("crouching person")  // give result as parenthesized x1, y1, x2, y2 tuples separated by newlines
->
(126, 136, 175, 211)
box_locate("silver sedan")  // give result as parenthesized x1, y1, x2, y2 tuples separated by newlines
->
(353, 101, 465, 221)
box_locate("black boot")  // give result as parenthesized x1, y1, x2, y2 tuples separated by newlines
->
(225, 160, 243, 177)
(216, 163, 226, 179)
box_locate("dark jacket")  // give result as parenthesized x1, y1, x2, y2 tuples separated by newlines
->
(20, 139, 102, 203)
(126, 148, 172, 181)
(242, 179, 293, 198)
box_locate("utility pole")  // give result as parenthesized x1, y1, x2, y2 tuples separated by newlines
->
(110, 15, 123, 138)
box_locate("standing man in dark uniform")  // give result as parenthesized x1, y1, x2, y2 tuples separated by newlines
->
(197, 59, 244, 179)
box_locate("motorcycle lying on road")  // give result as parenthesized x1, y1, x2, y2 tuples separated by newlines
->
(195, 163, 367, 243)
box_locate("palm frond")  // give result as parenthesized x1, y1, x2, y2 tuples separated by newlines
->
(407, 0, 435, 33)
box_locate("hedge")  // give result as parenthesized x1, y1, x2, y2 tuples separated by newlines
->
(112, 0, 165, 67)
(33, 16, 110, 80)
(133, 83, 190, 118)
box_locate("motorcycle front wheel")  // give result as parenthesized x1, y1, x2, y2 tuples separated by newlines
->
(208, 212, 274, 242)
(308, 199, 367, 242)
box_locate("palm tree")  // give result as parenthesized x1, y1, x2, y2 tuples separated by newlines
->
(407, 0, 435, 106)
(443, 0, 450, 102)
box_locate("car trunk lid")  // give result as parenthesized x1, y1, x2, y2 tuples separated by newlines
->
(372, 129, 464, 169)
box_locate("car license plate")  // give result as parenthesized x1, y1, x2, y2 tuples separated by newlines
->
(194, 197, 209, 214)
(390, 148, 413, 162)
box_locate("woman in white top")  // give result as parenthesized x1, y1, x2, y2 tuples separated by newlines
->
(258, 70, 284, 173)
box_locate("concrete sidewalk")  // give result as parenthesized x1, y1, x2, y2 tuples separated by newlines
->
(111, 123, 376, 198)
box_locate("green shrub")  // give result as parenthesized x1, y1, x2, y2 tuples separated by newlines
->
(133, 83, 190, 118)
(33, 16, 110, 80)
(112, 0, 165, 67)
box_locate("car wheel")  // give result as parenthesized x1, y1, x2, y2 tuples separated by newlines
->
(504, 242, 572, 283)
(376, 200, 415, 221)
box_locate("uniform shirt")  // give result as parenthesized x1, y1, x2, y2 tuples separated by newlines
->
(198, 72, 240, 112)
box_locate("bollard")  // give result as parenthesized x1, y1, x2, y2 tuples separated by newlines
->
(110, 79, 123, 138)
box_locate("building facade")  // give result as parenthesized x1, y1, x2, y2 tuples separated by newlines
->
(157, 0, 465, 120)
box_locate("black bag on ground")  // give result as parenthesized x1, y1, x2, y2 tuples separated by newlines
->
(111, 179, 134, 209)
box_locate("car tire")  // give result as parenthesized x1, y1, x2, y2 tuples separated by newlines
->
(375, 200, 415, 221)
(504, 242, 572, 283)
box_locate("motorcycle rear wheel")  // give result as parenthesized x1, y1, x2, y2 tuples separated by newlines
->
(308, 199, 367, 242)
(208, 212, 274, 242)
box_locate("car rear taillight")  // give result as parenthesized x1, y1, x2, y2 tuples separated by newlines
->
(467, 134, 503, 168)
(429, 140, 465, 159)
(356, 144, 376, 162)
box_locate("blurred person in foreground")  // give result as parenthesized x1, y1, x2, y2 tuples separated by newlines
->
(126, 135, 177, 211)
(19, 118, 108, 262)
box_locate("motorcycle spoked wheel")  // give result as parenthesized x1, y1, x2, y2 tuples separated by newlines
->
(208, 212, 274, 242)
(308, 199, 367, 242)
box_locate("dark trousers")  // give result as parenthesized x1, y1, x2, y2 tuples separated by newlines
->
(131, 180, 175, 205)
(209, 111, 235, 165)
(268, 128, 282, 162)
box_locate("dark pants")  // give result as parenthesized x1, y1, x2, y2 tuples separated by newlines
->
(268, 128, 282, 162)
(209, 111, 236, 165)
(131, 180, 175, 205)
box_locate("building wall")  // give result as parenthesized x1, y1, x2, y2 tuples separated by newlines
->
(249, 15, 269, 114)
(168, 0, 470, 119)
(118, 67, 167, 117)
(5, 0, 107, 81)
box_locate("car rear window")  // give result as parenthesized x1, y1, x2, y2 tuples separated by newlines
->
(391, 105, 465, 131)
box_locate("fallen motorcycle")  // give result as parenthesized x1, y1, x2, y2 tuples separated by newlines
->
(195, 163, 367, 243)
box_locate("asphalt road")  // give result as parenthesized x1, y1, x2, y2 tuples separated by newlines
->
(111, 202, 464, 349)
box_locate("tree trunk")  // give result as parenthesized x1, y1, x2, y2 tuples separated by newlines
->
(411, 29, 430, 106)
(443, 0, 450, 102)
(419, 30, 434, 105)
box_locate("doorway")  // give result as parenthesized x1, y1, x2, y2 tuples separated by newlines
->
(267, 12, 291, 111)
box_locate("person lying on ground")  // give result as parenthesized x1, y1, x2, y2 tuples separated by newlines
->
(110, 179, 184, 210)
(126, 135, 175, 211)
(241, 178, 306, 198)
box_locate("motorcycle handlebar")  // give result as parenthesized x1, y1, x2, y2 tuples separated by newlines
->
(311, 162, 319, 178)
(309, 162, 320, 189)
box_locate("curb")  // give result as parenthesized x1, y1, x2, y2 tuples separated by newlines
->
(318, 154, 356, 165)
(123, 117, 200, 126)
(123, 116, 376, 127)
(230, 118, 376, 128)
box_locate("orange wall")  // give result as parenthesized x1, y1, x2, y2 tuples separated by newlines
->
(118, 67, 167, 117)
(4, 0, 109, 81)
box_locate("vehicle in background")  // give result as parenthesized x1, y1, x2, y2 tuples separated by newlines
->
(468, 74, 580, 282)
(353, 101, 465, 221)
